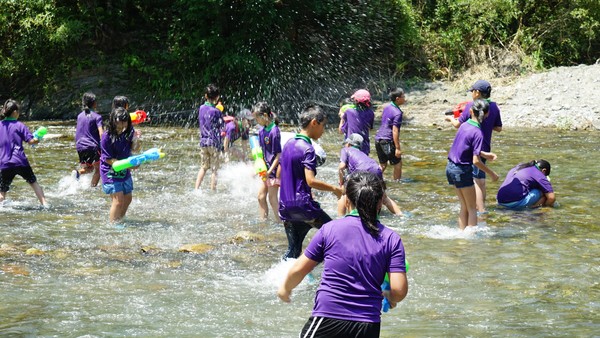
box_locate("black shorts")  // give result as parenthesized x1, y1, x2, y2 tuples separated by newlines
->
(0, 166, 37, 192)
(375, 140, 401, 165)
(78, 149, 100, 165)
(301, 316, 380, 338)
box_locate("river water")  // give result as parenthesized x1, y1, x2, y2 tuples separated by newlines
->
(1, 121, 598, 337)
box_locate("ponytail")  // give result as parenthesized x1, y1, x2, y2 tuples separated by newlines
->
(1, 99, 19, 120)
(82, 92, 96, 115)
(471, 99, 489, 124)
(517, 159, 551, 175)
(345, 171, 385, 236)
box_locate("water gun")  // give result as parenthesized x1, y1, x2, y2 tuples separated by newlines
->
(112, 148, 165, 172)
(443, 101, 469, 118)
(382, 259, 410, 313)
(33, 126, 48, 141)
(249, 135, 267, 180)
(129, 110, 148, 124)
(216, 102, 224, 112)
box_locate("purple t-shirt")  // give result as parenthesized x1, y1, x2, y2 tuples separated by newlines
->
(278, 135, 323, 221)
(225, 121, 241, 144)
(258, 123, 281, 178)
(75, 110, 103, 152)
(198, 103, 224, 149)
(497, 165, 554, 203)
(0, 119, 33, 169)
(100, 130, 134, 184)
(339, 146, 383, 179)
(448, 120, 483, 165)
(305, 215, 406, 323)
(375, 102, 403, 141)
(341, 107, 374, 154)
(458, 101, 502, 152)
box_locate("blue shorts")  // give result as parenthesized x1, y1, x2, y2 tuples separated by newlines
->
(498, 189, 542, 210)
(472, 158, 487, 179)
(102, 176, 133, 195)
(446, 161, 474, 188)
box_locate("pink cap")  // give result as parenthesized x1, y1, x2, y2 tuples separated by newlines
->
(351, 89, 371, 103)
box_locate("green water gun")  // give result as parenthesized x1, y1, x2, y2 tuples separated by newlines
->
(33, 126, 48, 141)
(382, 259, 410, 312)
(249, 135, 268, 180)
(112, 148, 165, 172)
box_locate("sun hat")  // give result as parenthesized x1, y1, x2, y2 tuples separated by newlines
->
(351, 89, 371, 103)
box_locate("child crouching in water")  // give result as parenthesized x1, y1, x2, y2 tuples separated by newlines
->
(0, 99, 47, 206)
(100, 107, 141, 222)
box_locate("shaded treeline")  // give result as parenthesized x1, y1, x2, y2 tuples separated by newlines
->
(1, 0, 599, 121)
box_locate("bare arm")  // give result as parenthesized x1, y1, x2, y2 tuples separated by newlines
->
(277, 254, 319, 302)
(479, 151, 497, 161)
(305, 168, 343, 198)
(27, 138, 39, 145)
(493, 126, 502, 132)
(385, 272, 408, 309)
(544, 192, 556, 207)
(267, 153, 281, 175)
(445, 116, 461, 128)
(338, 118, 345, 134)
(338, 162, 347, 187)
(392, 125, 402, 157)
(473, 155, 498, 181)
(223, 137, 230, 152)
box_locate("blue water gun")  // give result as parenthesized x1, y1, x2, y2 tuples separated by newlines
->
(382, 260, 410, 313)
(112, 148, 165, 172)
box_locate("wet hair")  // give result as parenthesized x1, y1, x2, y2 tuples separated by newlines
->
(112, 96, 129, 110)
(299, 104, 326, 129)
(105, 107, 133, 142)
(252, 101, 279, 125)
(516, 159, 551, 176)
(355, 101, 371, 110)
(345, 171, 385, 236)
(205, 84, 220, 100)
(389, 87, 405, 101)
(471, 99, 490, 124)
(1, 99, 19, 120)
(82, 92, 96, 115)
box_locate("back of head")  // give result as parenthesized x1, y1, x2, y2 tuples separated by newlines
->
(205, 84, 220, 100)
(1, 99, 19, 119)
(252, 101, 271, 116)
(107, 107, 132, 140)
(388, 87, 405, 101)
(471, 99, 490, 124)
(345, 171, 384, 236)
(469, 80, 492, 98)
(344, 133, 364, 148)
(351, 89, 371, 109)
(82, 92, 96, 113)
(299, 104, 326, 129)
(112, 95, 129, 110)
(536, 159, 551, 176)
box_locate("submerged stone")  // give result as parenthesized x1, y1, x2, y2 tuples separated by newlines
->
(178, 243, 214, 254)
(25, 248, 45, 256)
(230, 231, 265, 244)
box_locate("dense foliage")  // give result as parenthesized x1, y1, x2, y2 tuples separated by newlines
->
(1, 0, 598, 118)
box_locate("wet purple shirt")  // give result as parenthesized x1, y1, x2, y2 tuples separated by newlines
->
(339, 146, 383, 179)
(305, 215, 406, 323)
(100, 130, 133, 184)
(497, 165, 554, 203)
(0, 119, 33, 169)
(198, 103, 224, 149)
(278, 135, 323, 221)
(448, 121, 483, 165)
(341, 107, 374, 154)
(75, 110, 103, 152)
(258, 123, 281, 177)
(458, 101, 502, 152)
(225, 121, 241, 144)
(375, 102, 403, 141)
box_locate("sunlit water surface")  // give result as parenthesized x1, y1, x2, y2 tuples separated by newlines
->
(1, 122, 598, 337)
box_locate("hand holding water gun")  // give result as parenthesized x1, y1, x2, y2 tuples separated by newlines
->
(130, 110, 149, 124)
(112, 148, 165, 172)
(33, 126, 48, 141)
(382, 260, 409, 313)
(249, 135, 267, 180)
(444, 101, 468, 119)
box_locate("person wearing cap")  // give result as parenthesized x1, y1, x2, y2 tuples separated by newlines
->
(337, 133, 402, 216)
(278, 104, 343, 260)
(497, 159, 555, 209)
(339, 89, 375, 155)
(223, 108, 253, 162)
(375, 87, 406, 180)
(446, 80, 503, 214)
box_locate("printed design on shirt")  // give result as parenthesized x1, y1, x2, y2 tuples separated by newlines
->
(264, 136, 270, 145)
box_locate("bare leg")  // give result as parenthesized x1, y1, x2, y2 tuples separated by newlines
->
(210, 171, 218, 191)
(30, 182, 47, 206)
(109, 192, 126, 222)
(0, 191, 6, 203)
(392, 161, 402, 181)
(382, 193, 402, 215)
(120, 193, 133, 220)
(257, 183, 269, 220)
(268, 185, 281, 222)
(456, 186, 478, 229)
(195, 168, 207, 189)
(474, 178, 486, 213)
(379, 162, 388, 174)
(91, 162, 101, 187)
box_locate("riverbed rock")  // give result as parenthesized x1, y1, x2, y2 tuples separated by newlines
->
(178, 243, 214, 254)
(25, 248, 45, 256)
(230, 231, 265, 244)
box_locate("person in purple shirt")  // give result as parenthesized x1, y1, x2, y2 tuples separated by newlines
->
(278, 171, 408, 337)
(446, 99, 499, 230)
(73, 92, 103, 186)
(446, 80, 502, 214)
(223, 109, 253, 161)
(339, 89, 375, 155)
(497, 159, 555, 209)
(195, 84, 224, 191)
(0, 99, 47, 206)
(253, 101, 282, 222)
(278, 104, 343, 260)
(100, 107, 141, 223)
(375, 87, 406, 180)
(337, 133, 402, 216)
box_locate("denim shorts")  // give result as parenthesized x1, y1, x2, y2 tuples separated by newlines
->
(446, 161, 474, 188)
(472, 157, 487, 179)
(102, 176, 133, 195)
(498, 189, 542, 210)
